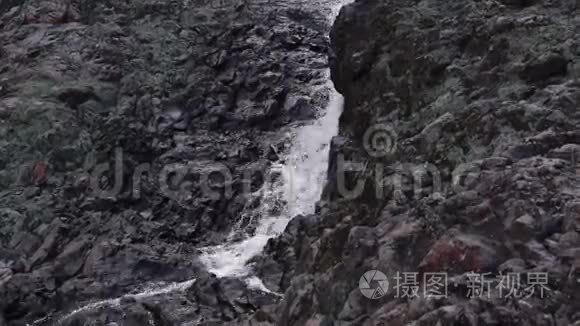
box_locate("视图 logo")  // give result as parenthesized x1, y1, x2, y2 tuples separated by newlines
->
(358, 270, 551, 300)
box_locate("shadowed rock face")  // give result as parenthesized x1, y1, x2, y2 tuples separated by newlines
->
(0, 0, 344, 324)
(3, 0, 580, 324)
(256, 0, 580, 325)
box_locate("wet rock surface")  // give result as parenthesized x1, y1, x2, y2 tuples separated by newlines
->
(3, 0, 580, 325)
(0, 0, 342, 324)
(257, 0, 580, 325)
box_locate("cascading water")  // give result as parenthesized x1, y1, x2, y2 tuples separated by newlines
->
(199, 0, 353, 288)
(199, 80, 344, 280)
(53, 1, 353, 322)
(50, 279, 196, 325)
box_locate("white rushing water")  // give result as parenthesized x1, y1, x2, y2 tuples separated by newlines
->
(199, 0, 353, 288)
(54, 1, 352, 322)
(51, 279, 196, 325)
(199, 81, 344, 281)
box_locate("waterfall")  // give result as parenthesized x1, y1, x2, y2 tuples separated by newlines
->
(199, 0, 353, 288)
(199, 80, 344, 280)
(53, 1, 353, 322)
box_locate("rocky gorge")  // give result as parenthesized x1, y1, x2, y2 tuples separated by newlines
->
(258, 0, 580, 324)
(0, 0, 346, 324)
(1, 0, 580, 325)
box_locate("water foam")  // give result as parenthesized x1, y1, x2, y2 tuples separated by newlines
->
(53, 1, 354, 322)
(54, 279, 196, 324)
(199, 0, 353, 290)
(199, 82, 344, 282)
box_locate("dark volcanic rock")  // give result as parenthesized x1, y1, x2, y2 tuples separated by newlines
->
(5, 0, 580, 324)
(258, 0, 580, 325)
(0, 0, 341, 324)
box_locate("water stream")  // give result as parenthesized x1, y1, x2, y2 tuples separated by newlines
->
(198, 79, 344, 282)
(52, 0, 352, 322)
(199, 0, 352, 289)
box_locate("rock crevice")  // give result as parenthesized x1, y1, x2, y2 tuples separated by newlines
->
(263, 0, 580, 324)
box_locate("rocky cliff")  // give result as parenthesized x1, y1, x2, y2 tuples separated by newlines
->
(0, 0, 339, 324)
(262, 0, 580, 325)
(2, 0, 580, 325)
